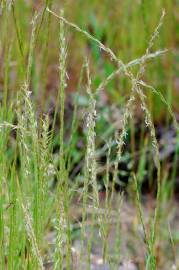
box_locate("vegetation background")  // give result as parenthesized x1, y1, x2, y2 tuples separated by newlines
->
(0, 0, 179, 269)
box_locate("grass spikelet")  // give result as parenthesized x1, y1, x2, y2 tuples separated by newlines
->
(85, 59, 99, 207)
(112, 91, 135, 197)
(16, 84, 33, 180)
(39, 114, 52, 225)
(21, 202, 44, 270)
(26, 12, 39, 86)
(134, 9, 166, 82)
(54, 9, 72, 270)
(80, 59, 99, 269)
(54, 197, 66, 270)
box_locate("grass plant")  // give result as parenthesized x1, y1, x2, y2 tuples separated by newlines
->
(0, 1, 178, 270)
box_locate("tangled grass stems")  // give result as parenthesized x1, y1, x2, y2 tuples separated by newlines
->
(140, 80, 179, 196)
(96, 49, 167, 94)
(47, 8, 121, 66)
(15, 11, 48, 255)
(139, 80, 179, 133)
(16, 161, 44, 270)
(17, 83, 43, 244)
(46, 7, 170, 269)
(131, 11, 166, 269)
(47, 8, 167, 88)
(0, 3, 176, 269)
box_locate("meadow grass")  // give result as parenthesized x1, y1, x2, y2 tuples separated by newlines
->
(0, 1, 179, 270)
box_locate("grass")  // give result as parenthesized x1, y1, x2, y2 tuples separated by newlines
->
(0, 1, 179, 269)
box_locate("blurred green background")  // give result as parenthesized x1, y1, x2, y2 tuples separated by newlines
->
(0, 0, 179, 122)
